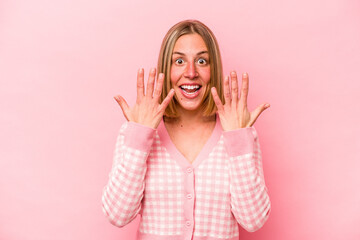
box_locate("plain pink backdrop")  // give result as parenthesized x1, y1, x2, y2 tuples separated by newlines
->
(1, 0, 359, 239)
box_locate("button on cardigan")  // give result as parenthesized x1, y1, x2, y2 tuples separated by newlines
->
(102, 114, 271, 240)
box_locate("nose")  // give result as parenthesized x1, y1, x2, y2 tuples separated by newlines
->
(184, 61, 198, 79)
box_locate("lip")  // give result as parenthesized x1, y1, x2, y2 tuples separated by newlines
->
(178, 84, 202, 99)
(179, 83, 201, 86)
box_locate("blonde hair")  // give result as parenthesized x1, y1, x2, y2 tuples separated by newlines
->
(157, 19, 224, 118)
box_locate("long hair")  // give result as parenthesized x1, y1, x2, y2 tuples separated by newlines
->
(157, 19, 224, 118)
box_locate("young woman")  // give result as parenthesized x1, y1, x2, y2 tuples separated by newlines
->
(102, 19, 271, 240)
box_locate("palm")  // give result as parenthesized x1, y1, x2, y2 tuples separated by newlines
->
(211, 71, 269, 131)
(114, 68, 174, 129)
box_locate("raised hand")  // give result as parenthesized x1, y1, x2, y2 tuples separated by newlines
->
(211, 71, 270, 131)
(114, 68, 175, 129)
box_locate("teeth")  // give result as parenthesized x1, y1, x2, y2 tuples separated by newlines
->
(181, 85, 200, 90)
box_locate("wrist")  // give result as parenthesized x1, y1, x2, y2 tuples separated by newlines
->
(129, 120, 157, 130)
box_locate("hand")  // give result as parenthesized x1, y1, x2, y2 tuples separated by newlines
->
(211, 71, 270, 131)
(114, 68, 175, 129)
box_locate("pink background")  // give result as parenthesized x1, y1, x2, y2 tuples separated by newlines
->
(1, 0, 359, 239)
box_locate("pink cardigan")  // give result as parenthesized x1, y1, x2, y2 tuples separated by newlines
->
(102, 115, 271, 240)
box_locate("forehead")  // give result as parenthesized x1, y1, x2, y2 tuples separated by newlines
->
(173, 33, 208, 53)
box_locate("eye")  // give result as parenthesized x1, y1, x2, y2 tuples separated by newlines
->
(197, 58, 207, 65)
(175, 58, 184, 64)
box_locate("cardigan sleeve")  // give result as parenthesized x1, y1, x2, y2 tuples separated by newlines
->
(101, 121, 156, 228)
(223, 126, 271, 232)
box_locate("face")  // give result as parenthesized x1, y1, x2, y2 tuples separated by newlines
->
(170, 33, 211, 113)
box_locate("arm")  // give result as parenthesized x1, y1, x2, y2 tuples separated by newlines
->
(223, 126, 271, 232)
(211, 71, 271, 231)
(102, 68, 174, 227)
(101, 121, 155, 227)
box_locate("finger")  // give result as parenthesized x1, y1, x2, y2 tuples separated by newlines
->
(211, 87, 224, 113)
(136, 68, 145, 103)
(114, 95, 131, 121)
(146, 68, 156, 98)
(240, 72, 249, 107)
(250, 103, 270, 126)
(230, 71, 238, 102)
(158, 89, 175, 112)
(223, 76, 231, 105)
(153, 73, 164, 99)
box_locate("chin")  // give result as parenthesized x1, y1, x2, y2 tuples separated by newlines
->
(177, 101, 202, 112)
(175, 93, 203, 112)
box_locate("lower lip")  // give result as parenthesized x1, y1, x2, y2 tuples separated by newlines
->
(180, 88, 201, 99)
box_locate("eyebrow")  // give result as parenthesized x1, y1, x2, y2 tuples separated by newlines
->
(172, 51, 209, 56)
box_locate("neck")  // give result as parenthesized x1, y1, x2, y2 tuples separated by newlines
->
(164, 107, 216, 126)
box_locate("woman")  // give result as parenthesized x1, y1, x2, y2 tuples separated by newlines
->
(102, 19, 271, 240)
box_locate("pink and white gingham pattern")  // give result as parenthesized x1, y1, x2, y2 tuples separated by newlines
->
(102, 117, 270, 240)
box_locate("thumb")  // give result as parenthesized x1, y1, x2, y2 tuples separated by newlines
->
(114, 95, 131, 121)
(211, 87, 224, 114)
(158, 89, 175, 113)
(251, 103, 270, 125)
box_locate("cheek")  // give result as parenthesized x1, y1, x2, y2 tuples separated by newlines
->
(170, 67, 180, 84)
(200, 67, 211, 83)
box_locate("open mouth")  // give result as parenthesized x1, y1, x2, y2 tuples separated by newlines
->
(180, 84, 201, 94)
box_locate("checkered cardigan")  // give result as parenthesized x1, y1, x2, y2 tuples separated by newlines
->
(102, 116, 271, 240)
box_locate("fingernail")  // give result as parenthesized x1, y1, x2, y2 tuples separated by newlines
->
(231, 71, 236, 76)
(243, 72, 248, 78)
(265, 104, 270, 108)
(139, 68, 143, 73)
(151, 68, 155, 73)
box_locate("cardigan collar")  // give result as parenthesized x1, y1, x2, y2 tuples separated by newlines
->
(157, 113, 222, 169)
